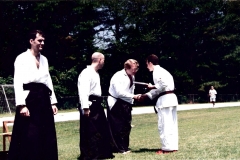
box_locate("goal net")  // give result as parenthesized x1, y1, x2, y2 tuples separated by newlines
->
(0, 84, 15, 114)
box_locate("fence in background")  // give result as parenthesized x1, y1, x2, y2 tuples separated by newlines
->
(1, 85, 240, 114)
(52, 94, 240, 109)
(177, 94, 240, 104)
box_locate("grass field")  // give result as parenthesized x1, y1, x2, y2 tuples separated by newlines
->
(1, 106, 240, 159)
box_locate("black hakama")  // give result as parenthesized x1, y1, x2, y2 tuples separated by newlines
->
(79, 95, 114, 160)
(8, 83, 58, 160)
(107, 99, 132, 153)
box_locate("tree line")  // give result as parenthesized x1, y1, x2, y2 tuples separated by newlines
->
(0, 0, 240, 99)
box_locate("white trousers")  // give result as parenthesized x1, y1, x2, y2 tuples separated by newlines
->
(157, 106, 178, 151)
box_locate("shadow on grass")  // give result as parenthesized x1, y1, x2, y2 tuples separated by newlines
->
(77, 155, 115, 160)
(76, 148, 159, 159)
(133, 148, 159, 153)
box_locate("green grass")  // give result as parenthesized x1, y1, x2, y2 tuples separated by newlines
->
(0, 112, 13, 118)
(1, 106, 240, 159)
(0, 108, 79, 118)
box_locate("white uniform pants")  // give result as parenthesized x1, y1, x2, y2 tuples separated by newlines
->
(157, 106, 178, 151)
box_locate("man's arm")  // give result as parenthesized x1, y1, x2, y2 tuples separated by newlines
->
(14, 55, 31, 116)
(78, 70, 91, 116)
(44, 57, 58, 115)
(111, 74, 140, 100)
(14, 56, 28, 106)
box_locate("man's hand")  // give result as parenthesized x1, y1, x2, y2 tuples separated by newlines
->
(147, 83, 155, 89)
(83, 108, 90, 117)
(139, 94, 150, 102)
(20, 106, 30, 117)
(52, 105, 58, 115)
(133, 94, 141, 101)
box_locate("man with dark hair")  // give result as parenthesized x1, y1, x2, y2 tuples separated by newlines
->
(77, 52, 114, 160)
(9, 30, 58, 160)
(28, 30, 45, 41)
(107, 59, 141, 154)
(140, 54, 178, 154)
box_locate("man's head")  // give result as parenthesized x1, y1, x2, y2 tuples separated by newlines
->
(91, 52, 105, 69)
(29, 30, 45, 52)
(124, 59, 139, 76)
(211, 86, 214, 90)
(146, 54, 159, 72)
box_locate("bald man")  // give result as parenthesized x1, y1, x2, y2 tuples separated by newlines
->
(77, 52, 114, 160)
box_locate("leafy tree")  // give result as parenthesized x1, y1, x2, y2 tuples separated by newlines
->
(1, 0, 240, 106)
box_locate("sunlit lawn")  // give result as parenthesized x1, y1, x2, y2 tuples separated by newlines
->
(0, 108, 78, 118)
(1, 106, 240, 159)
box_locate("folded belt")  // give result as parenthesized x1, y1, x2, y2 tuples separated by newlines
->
(153, 90, 175, 114)
(158, 90, 174, 97)
(23, 82, 52, 95)
(89, 95, 102, 103)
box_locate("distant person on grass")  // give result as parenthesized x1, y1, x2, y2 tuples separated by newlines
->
(9, 30, 58, 160)
(77, 52, 114, 160)
(209, 86, 217, 107)
(139, 54, 178, 154)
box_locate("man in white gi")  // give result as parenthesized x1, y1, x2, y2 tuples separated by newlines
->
(77, 52, 114, 160)
(9, 30, 58, 160)
(209, 86, 217, 107)
(107, 59, 141, 154)
(140, 54, 178, 154)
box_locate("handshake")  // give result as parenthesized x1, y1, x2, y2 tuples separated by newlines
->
(133, 94, 150, 102)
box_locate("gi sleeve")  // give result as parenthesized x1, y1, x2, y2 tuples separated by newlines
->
(14, 56, 29, 106)
(146, 74, 168, 99)
(111, 74, 134, 100)
(78, 69, 91, 109)
(44, 59, 57, 104)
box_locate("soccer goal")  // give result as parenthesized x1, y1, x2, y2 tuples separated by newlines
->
(0, 84, 15, 114)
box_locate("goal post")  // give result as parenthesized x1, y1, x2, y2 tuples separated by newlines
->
(0, 84, 15, 114)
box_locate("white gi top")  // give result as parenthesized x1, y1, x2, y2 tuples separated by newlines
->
(14, 49, 57, 106)
(146, 65, 178, 108)
(209, 89, 217, 98)
(107, 69, 135, 109)
(78, 65, 101, 109)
